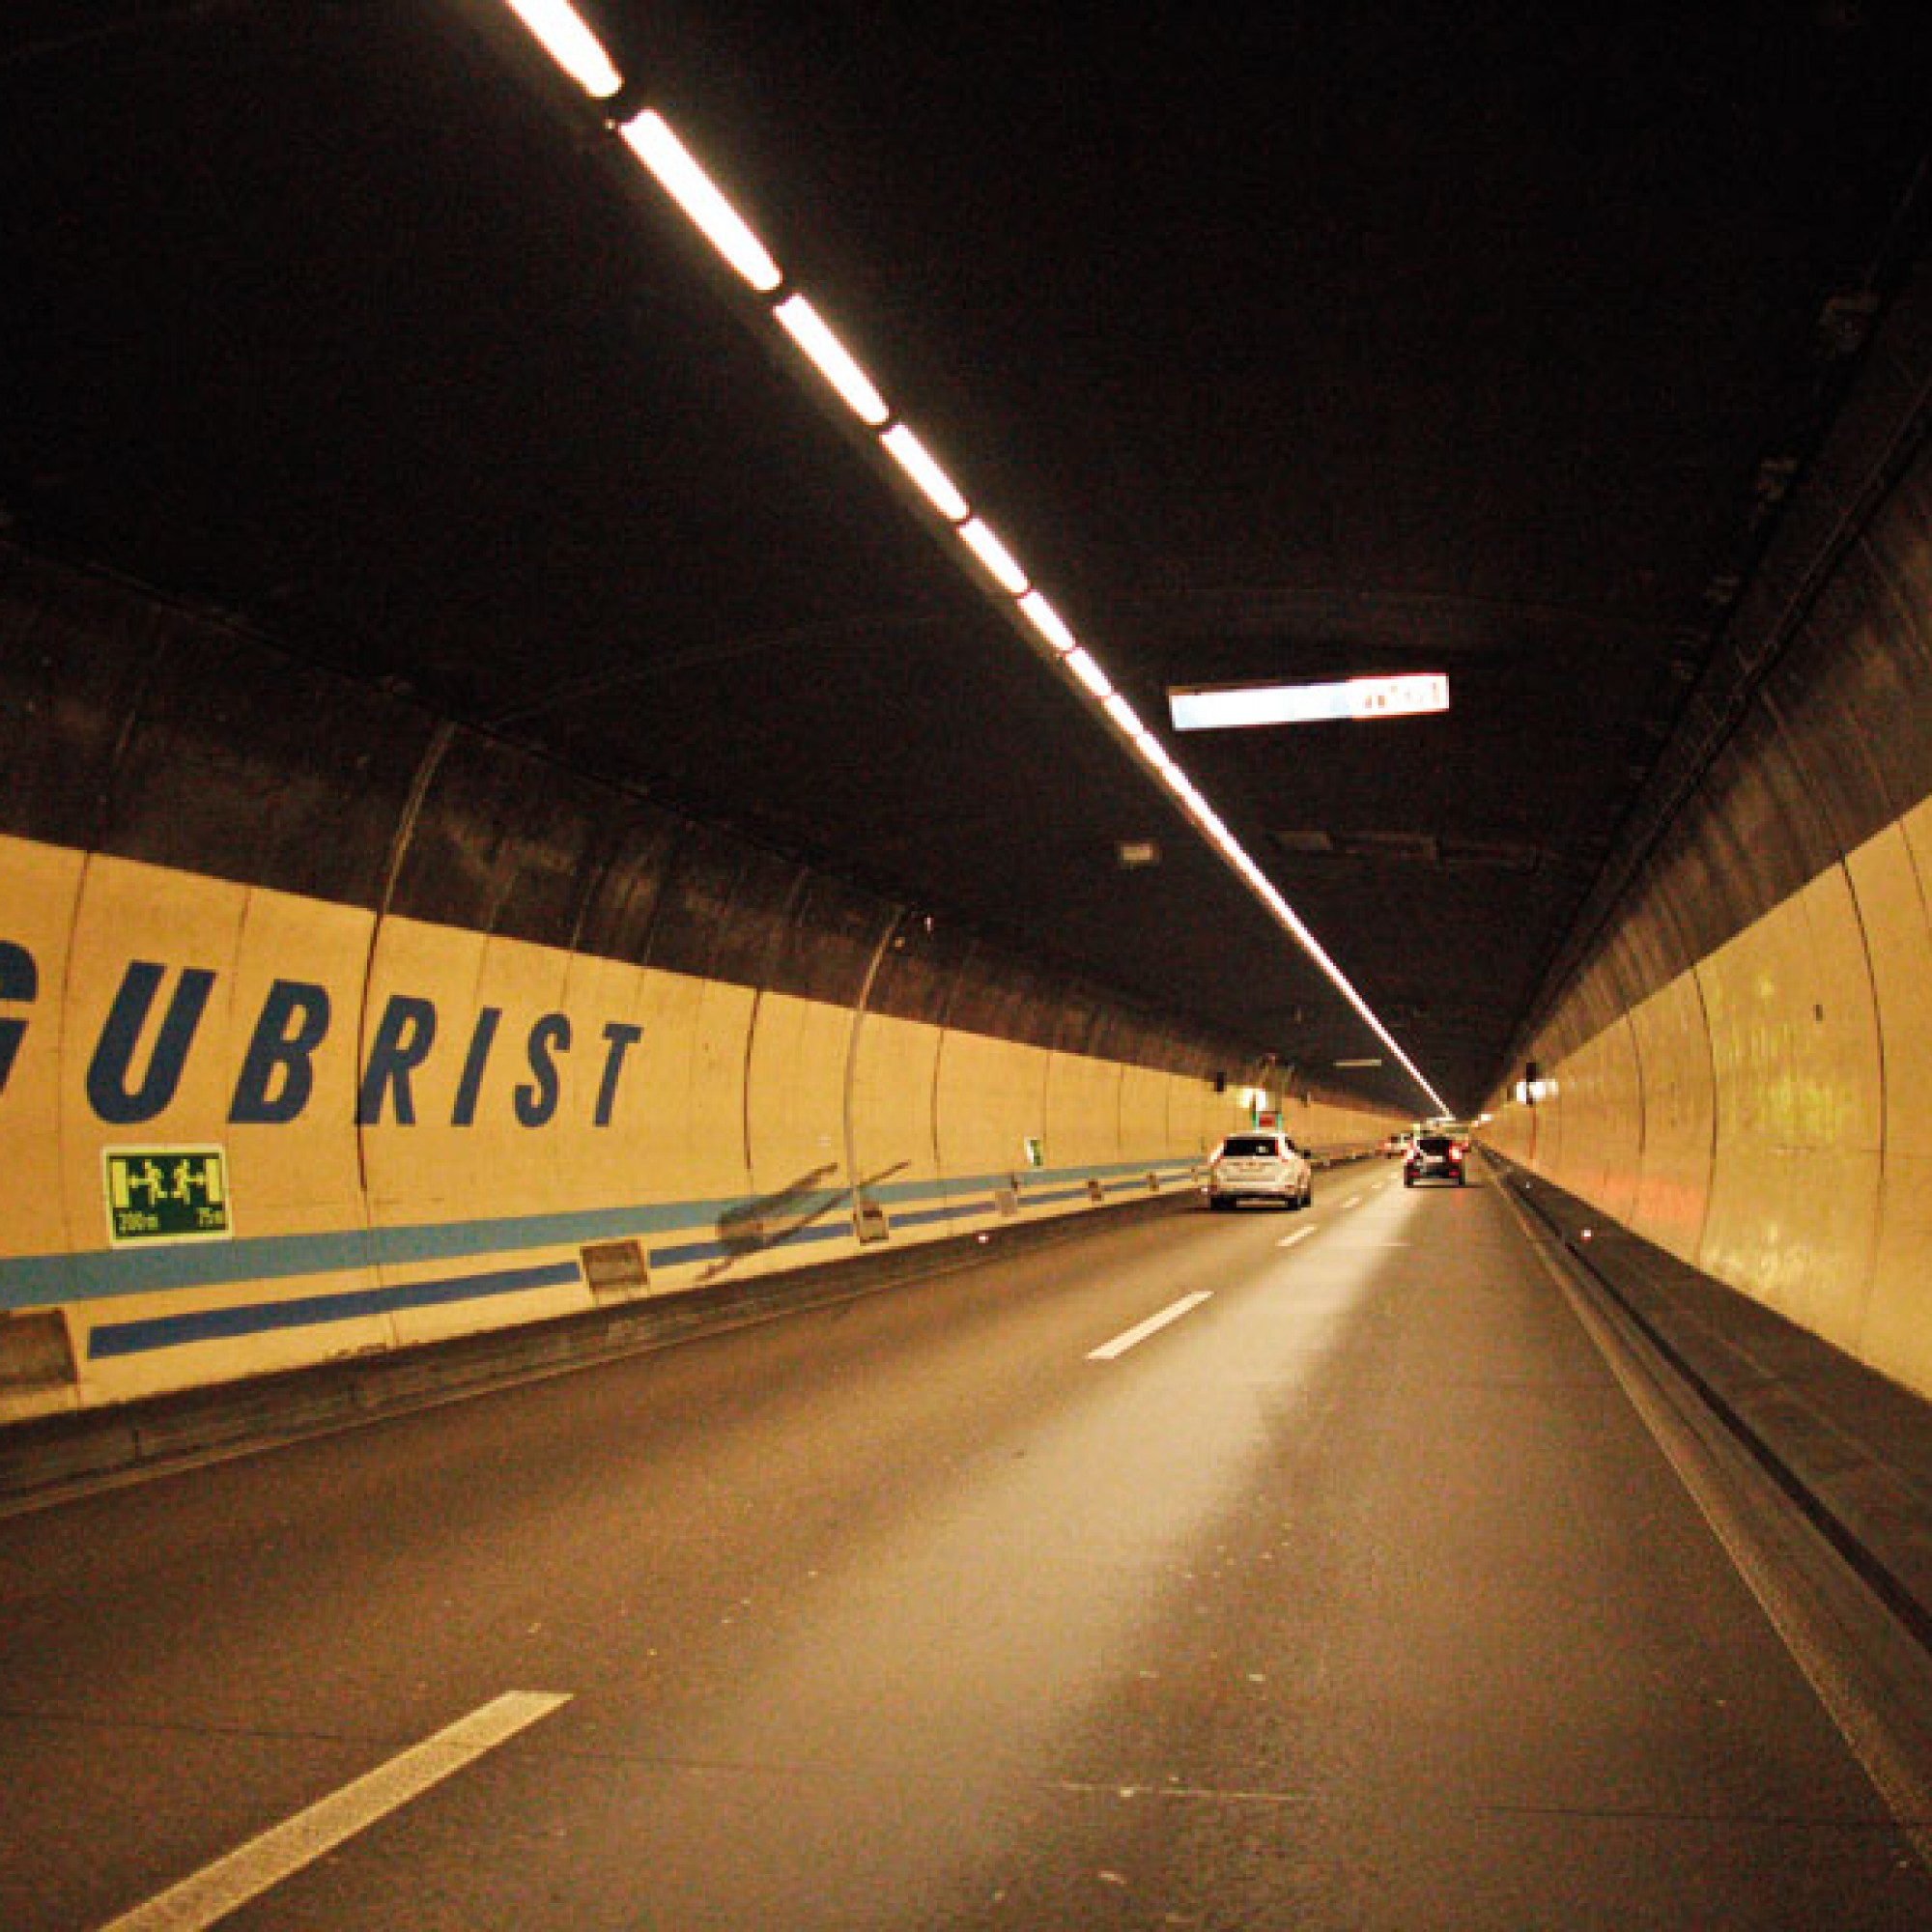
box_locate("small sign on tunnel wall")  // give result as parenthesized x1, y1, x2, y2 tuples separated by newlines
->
(580, 1238, 649, 1302)
(102, 1147, 231, 1246)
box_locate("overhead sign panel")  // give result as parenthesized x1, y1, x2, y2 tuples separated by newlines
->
(1168, 673, 1450, 731)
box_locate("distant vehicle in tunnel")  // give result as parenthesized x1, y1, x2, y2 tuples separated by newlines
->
(1204, 1131, 1314, 1210)
(1381, 1130, 1412, 1158)
(1405, 1132, 1466, 1186)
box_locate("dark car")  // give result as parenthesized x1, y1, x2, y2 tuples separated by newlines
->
(1404, 1132, 1466, 1187)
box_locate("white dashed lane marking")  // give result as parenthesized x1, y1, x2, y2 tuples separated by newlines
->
(1089, 1292, 1214, 1361)
(97, 1690, 572, 1932)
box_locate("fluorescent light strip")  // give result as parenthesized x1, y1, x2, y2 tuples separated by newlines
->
(1064, 646, 1113, 700)
(1017, 589, 1077, 653)
(881, 425, 969, 522)
(957, 519, 1029, 594)
(500, 0, 624, 98)
(620, 112, 783, 293)
(1192, 801, 1231, 842)
(484, 13, 1451, 1115)
(1264, 895, 1447, 1109)
(774, 296, 890, 426)
(1038, 628, 1451, 1111)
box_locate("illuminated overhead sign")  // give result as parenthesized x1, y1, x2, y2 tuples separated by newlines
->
(1168, 673, 1450, 731)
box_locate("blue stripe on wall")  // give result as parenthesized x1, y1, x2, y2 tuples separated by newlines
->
(3, 1161, 1201, 1313)
(87, 1261, 582, 1358)
(648, 1217, 854, 1270)
(10, 1158, 1207, 1360)
(891, 1203, 966, 1229)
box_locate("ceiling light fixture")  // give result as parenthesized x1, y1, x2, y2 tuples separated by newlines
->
(957, 518, 1029, 594)
(774, 296, 891, 426)
(881, 425, 970, 522)
(1016, 590, 1077, 653)
(498, 0, 624, 98)
(619, 112, 784, 294)
(1064, 647, 1113, 701)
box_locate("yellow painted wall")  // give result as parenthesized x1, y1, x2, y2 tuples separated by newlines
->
(1496, 801, 1931, 1400)
(1626, 972, 1714, 1261)
(1697, 863, 1882, 1347)
(1042, 1047, 1122, 1180)
(1842, 801, 1932, 1393)
(931, 1026, 1049, 1208)
(746, 990, 852, 1231)
(0, 831, 1291, 1421)
(847, 1008, 945, 1211)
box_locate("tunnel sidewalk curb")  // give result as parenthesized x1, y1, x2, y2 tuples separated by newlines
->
(1491, 1151, 1932, 1661)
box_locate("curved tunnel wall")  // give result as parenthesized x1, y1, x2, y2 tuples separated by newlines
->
(1490, 267, 1932, 1399)
(0, 543, 1394, 1424)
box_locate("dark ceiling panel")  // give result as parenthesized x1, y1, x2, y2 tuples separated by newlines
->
(3, 0, 1928, 1117)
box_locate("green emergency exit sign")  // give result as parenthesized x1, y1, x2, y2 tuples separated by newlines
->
(103, 1147, 232, 1245)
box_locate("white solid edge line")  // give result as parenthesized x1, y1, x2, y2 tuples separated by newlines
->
(97, 1690, 572, 1932)
(1276, 1226, 1320, 1249)
(1088, 1291, 1213, 1361)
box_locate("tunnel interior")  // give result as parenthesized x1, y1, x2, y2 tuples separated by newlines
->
(2, 4, 1932, 1419)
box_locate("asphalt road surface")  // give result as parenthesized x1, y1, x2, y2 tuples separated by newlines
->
(6, 1157, 1932, 1929)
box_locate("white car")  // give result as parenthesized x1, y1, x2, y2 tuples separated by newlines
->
(1203, 1130, 1314, 1211)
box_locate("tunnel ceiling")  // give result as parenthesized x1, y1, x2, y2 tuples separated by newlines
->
(5, 1, 1930, 1117)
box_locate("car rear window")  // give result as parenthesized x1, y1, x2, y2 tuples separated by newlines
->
(1221, 1135, 1284, 1157)
(1416, 1135, 1455, 1153)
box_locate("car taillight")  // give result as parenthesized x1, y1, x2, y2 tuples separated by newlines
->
(1449, 1147, 1463, 1161)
